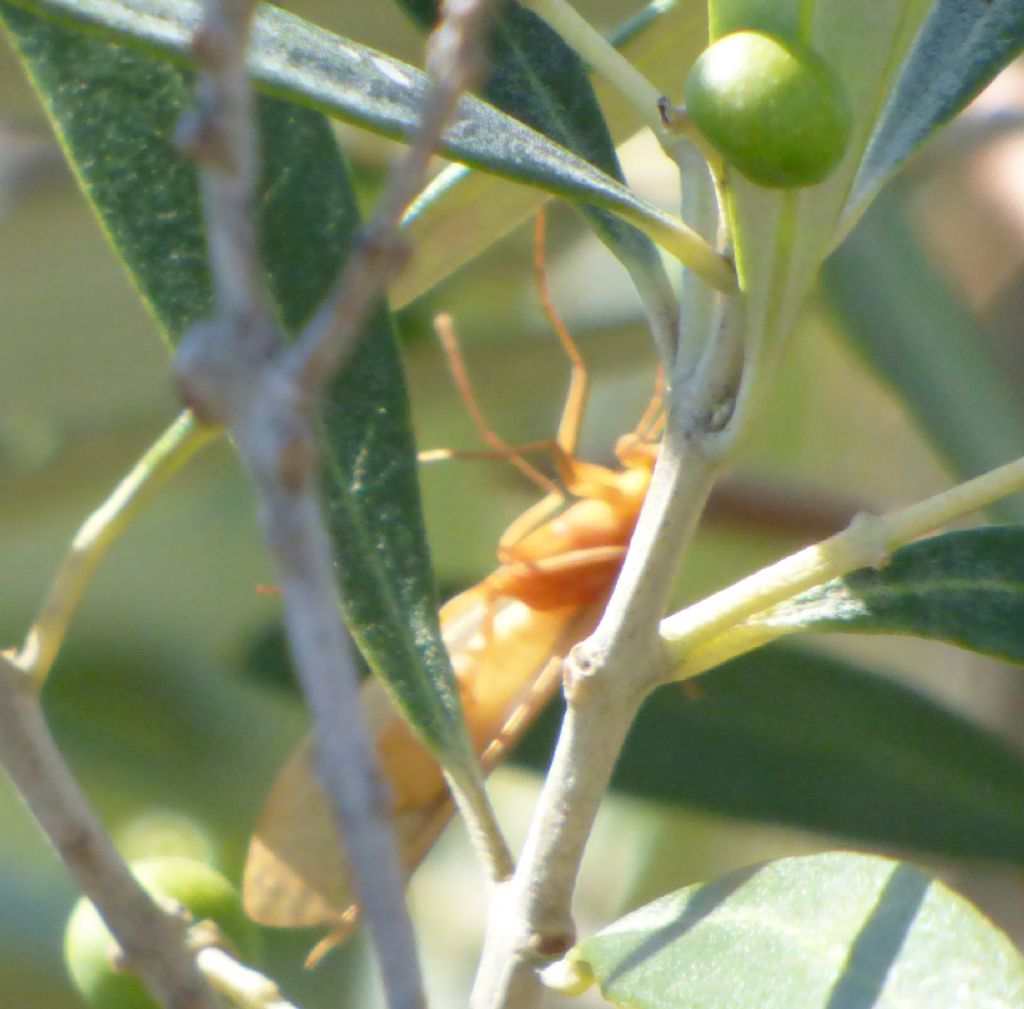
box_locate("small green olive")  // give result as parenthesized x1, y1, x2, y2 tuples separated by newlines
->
(684, 29, 852, 189)
(64, 856, 259, 1009)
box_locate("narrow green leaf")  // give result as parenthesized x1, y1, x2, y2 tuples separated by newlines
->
(764, 527, 1024, 667)
(397, 0, 706, 307)
(575, 851, 1024, 1009)
(1, 7, 208, 337)
(396, 0, 677, 353)
(0, 7, 472, 763)
(486, 1, 678, 345)
(513, 643, 1024, 863)
(822, 188, 1024, 522)
(398, 0, 628, 177)
(847, 0, 1024, 224)
(4, 0, 728, 288)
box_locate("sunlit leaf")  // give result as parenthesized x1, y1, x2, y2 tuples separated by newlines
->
(702, 0, 1023, 448)
(706, 0, 931, 442)
(574, 851, 1024, 1009)
(761, 527, 1024, 665)
(396, 0, 709, 306)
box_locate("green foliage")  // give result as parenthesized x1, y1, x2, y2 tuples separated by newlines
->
(850, 0, 1024, 212)
(573, 852, 1024, 1009)
(765, 527, 1024, 663)
(0, 5, 208, 339)
(3, 0, 1024, 1006)
(397, 0, 677, 356)
(398, 0, 711, 306)
(699, 0, 1024, 445)
(0, 0, 718, 281)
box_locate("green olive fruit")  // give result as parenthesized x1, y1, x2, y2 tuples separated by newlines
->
(64, 856, 259, 1009)
(684, 29, 852, 189)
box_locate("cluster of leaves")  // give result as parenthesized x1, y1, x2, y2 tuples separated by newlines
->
(4, 0, 1024, 1007)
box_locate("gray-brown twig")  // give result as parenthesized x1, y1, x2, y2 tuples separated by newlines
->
(173, 1, 508, 1007)
(0, 654, 225, 1009)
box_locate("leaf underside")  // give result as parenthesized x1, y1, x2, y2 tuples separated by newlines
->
(578, 851, 1024, 1009)
(851, 0, 1024, 212)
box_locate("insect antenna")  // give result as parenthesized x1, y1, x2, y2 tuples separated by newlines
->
(534, 209, 665, 457)
(421, 207, 598, 496)
(423, 311, 560, 495)
(533, 208, 588, 461)
(634, 363, 667, 442)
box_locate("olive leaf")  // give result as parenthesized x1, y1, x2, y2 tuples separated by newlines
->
(396, 0, 678, 363)
(514, 642, 1024, 865)
(845, 0, 1024, 228)
(2, 0, 726, 288)
(754, 526, 1024, 666)
(0, 4, 475, 770)
(395, 0, 708, 308)
(570, 852, 1024, 1009)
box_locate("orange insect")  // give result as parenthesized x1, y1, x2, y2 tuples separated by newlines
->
(242, 214, 663, 963)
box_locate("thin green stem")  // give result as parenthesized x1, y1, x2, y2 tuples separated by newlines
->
(660, 453, 1024, 676)
(523, 0, 665, 135)
(624, 202, 736, 292)
(14, 411, 219, 686)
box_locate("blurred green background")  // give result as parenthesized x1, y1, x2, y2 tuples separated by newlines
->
(4, 3, 1024, 1007)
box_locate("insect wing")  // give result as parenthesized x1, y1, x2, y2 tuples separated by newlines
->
(242, 589, 601, 947)
(243, 723, 452, 932)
